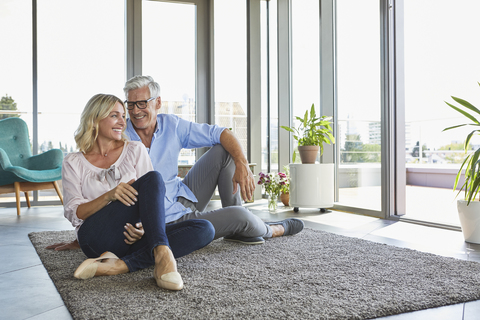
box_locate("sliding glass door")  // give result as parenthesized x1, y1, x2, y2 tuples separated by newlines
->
(143, 0, 197, 164)
(397, 0, 480, 226)
(336, 0, 383, 214)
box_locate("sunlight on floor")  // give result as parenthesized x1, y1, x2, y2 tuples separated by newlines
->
(302, 211, 378, 230)
(338, 185, 461, 227)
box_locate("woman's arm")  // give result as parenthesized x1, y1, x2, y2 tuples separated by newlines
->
(76, 179, 138, 220)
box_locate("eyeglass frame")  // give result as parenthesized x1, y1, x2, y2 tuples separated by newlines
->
(124, 97, 156, 110)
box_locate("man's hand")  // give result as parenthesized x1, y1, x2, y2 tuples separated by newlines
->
(232, 162, 255, 202)
(220, 129, 256, 202)
(46, 239, 80, 251)
(124, 222, 144, 245)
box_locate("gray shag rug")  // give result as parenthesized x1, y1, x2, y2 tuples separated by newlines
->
(29, 229, 480, 320)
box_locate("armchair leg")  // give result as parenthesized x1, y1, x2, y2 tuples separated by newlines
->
(53, 181, 63, 204)
(24, 192, 31, 208)
(14, 182, 21, 216)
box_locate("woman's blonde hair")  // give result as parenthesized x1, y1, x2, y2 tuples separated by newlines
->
(75, 94, 128, 153)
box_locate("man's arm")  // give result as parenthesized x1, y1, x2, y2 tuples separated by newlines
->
(220, 129, 255, 201)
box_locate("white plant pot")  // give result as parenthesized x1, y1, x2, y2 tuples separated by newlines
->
(289, 163, 334, 209)
(457, 200, 480, 244)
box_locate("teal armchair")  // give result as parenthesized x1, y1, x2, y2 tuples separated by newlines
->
(0, 117, 64, 215)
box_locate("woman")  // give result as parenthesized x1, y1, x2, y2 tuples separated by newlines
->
(62, 93, 215, 291)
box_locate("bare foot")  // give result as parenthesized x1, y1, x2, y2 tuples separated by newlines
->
(270, 224, 285, 237)
(74, 252, 128, 279)
(153, 245, 177, 277)
(95, 258, 129, 276)
(153, 245, 183, 290)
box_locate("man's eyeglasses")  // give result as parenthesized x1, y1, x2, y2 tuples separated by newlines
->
(124, 97, 155, 110)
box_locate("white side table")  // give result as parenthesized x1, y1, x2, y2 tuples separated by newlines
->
(289, 163, 334, 212)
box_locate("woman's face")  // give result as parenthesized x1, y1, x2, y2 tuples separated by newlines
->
(97, 102, 126, 141)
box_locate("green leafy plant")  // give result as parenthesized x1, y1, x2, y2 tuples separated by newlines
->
(443, 82, 480, 204)
(281, 103, 335, 162)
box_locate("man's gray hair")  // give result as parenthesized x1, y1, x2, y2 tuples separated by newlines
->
(123, 75, 161, 99)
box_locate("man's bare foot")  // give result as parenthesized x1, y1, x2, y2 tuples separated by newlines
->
(270, 225, 286, 237)
(266, 218, 305, 237)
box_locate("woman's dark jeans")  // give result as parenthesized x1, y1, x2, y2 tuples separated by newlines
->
(78, 171, 215, 272)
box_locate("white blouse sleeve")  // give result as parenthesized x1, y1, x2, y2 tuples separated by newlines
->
(131, 141, 154, 178)
(62, 153, 89, 229)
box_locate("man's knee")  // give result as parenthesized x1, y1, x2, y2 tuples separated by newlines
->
(226, 207, 254, 224)
(207, 144, 230, 162)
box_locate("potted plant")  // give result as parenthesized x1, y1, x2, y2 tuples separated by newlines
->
(279, 165, 290, 206)
(281, 103, 335, 164)
(443, 82, 480, 244)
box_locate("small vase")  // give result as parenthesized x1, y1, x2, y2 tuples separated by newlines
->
(280, 192, 290, 207)
(268, 193, 279, 212)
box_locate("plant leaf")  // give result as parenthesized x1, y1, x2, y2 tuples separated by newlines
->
(280, 126, 294, 133)
(443, 124, 469, 131)
(445, 101, 480, 124)
(452, 96, 480, 116)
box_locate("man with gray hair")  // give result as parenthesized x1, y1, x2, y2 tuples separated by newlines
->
(122, 75, 304, 244)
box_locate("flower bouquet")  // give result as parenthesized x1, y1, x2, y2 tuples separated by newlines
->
(258, 171, 289, 212)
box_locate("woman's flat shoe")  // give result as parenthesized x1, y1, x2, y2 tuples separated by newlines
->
(74, 251, 119, 280)
(155, 271, 184, 291)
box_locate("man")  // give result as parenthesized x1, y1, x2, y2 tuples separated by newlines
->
(123, 75, 304, 243)
(48, 76, 303, 251)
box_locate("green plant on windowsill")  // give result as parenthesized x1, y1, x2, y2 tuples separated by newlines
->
(443, 82, 480, 204)
(280, 103, 335, 163)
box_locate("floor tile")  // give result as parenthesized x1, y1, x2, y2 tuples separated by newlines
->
(369, 222, 467, 253)
(464, 299, 480, 320)
(0, 265, 66, 320)
(0, 243, 42, 274)
(374, 302, 464, 319)
(27, 306, 73, 320)
(301, 211, 379, 230)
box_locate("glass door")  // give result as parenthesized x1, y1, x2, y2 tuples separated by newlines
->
(336, 0, 383, 214)
(398, 0, 480, 226)
(142, 0, 197, 164)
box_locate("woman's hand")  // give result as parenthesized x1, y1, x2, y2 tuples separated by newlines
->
(124, 222, 144, 244)
(110, 179, 138, 206)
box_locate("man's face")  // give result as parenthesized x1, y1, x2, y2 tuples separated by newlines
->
(126, 86, 161, 131)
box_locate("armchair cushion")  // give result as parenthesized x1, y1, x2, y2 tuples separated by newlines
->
(0, 117, 63, 186)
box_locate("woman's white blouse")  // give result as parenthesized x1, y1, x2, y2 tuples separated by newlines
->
(62, 141, 153, 235)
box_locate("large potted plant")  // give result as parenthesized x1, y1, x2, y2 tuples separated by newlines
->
(281, 104, 335, 212)
(443, 82, 480, 244)
(281, 103, 335, 164)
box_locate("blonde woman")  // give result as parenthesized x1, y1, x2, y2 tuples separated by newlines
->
(62, 93, 214, 291)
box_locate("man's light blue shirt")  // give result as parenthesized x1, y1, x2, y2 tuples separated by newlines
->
(125, 114, 226, 223)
